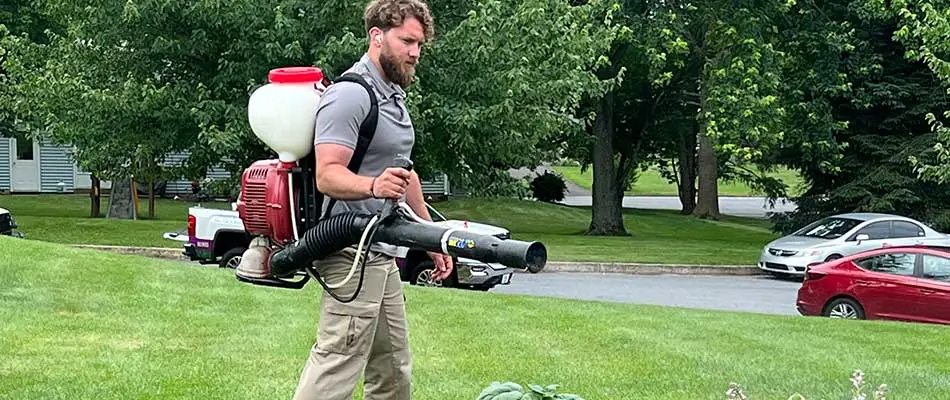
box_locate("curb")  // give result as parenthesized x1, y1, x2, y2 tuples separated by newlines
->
(68, 245, 764, 276)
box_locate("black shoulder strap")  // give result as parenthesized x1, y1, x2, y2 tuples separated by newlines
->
(319, 72, 379, 219)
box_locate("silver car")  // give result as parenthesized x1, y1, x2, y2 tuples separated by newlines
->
(758, 212, 950, 277)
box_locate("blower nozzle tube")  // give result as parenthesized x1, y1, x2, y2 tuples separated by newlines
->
(267, 209, 547, 279)
(268, 212, 375, 278)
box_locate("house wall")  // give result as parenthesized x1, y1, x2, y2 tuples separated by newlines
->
(161, 152, 233, 195)
(0, 138, 10, 192)
(420, 172, 449, 196)
(39, 140, 76, 193)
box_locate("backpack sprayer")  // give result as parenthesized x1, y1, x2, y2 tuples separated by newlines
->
(232, 66, 547, 300)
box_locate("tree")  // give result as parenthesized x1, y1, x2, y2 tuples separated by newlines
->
(6, 0, 366, 218)
(648, 0, 792, 220)
(7, 0, 624, 219)
(407, 0, 625, 197)
(770, 0, 950, 233)
(861, 0, 950, 185)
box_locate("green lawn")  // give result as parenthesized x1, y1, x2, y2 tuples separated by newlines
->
(434, 197, 776, 265)
(2, 194, 777, 265)
(0, 194, 230, 248)
(1, 236, 948, 399)
(552, 165, 806, 197)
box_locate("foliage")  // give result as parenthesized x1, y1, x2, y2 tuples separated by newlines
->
(477, 382, 584, 400)
(410, 0, 625, 196)
(648, 0, 792, 165)
(530, 171, 568, 203)
(769, 2, 950, 234)
(0, 0, 63, 140)
(859, 0, 950, 184)
(4, 0, 622, 201)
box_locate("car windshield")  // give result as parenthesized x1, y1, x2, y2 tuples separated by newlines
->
(793, 217, 862, 239)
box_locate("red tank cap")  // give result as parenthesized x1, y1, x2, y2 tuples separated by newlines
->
(268, 67, 324, 84)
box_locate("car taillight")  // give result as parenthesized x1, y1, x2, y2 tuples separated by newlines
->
(188, 214, 196, 238)
(804, 270, 826, 282)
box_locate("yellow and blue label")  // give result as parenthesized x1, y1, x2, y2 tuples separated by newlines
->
(448, 236, 476, 249)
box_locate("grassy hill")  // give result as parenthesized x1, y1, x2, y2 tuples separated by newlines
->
(552, 164, 807, 197)
(1, 236, 948, 399)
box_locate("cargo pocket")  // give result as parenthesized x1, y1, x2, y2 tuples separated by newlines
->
(315, 301, 379, 355)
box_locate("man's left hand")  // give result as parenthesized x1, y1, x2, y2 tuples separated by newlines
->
(428, 251, 454, 281)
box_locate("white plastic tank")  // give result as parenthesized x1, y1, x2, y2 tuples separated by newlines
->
(247, 67, 327, 162)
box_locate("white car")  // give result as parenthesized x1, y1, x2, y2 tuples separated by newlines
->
(394, 203, 518, 291)
(758, 212, 950, 277)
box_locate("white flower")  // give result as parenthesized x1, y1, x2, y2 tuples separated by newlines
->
(851, 370, 865, 389)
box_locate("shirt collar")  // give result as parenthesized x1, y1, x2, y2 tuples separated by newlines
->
(360, 53, 405, 99)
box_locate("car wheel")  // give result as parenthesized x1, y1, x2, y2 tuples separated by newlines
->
(823, 297, 865, 320)
(219, 247, 246, 269)
(411, 261, 455, 288)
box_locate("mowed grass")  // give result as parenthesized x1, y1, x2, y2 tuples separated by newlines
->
(2, 237, 949, 399)
(552, 165, 807, 197)
(0, 194, 230, 248)
(1, 194, 777, 265)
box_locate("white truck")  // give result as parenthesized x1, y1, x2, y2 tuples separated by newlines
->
(168, 202, 518, 291)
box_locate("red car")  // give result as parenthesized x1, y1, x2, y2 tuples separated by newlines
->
(796, 245, 950, 324)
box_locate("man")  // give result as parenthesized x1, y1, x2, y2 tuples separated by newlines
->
(291, 1, 451, 399)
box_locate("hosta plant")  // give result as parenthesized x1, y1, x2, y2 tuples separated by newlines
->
(477, 381, 584, 400)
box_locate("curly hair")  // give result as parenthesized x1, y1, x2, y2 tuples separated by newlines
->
(363, 0, 435, 42)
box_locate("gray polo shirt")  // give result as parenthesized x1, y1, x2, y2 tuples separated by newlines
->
(313, 53, 416, 257)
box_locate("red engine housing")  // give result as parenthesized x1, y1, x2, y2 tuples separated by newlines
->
(237, 159, 297, 245)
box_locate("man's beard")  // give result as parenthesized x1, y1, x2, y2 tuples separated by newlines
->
(380, 49, 415, 87)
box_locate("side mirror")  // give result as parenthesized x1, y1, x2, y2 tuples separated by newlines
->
(855, 233, 870, 242)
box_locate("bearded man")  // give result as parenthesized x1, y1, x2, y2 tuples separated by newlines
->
(290, 1, 453, 399)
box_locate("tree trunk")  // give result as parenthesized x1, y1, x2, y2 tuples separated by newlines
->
(588, 92, 628, 236)
(90, 175, 101, 218)
(107, 178, 136, 219)
(677, 122, 698, 215)
(148, 180, 156, 218)
(693, 115, 720, 219)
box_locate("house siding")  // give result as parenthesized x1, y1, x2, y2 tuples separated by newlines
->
(162, 152, 232, 195)
(0, 138, 11, 191)
(39, 140, 76, 193)
(421, 173, 449, 195)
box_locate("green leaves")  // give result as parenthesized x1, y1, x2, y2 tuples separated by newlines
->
(476, 381, 586, 400)
(867, 0, 950, 183)
(409, 0, 623, 195)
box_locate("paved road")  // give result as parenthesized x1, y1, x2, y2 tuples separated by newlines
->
(509, 165, 798, 218)
(558, 195, 797, 218)
(493, 272, 803, 316)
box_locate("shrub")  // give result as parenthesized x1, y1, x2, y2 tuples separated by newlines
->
(531, 171, 567, 203)
(477, 382, 583, 400)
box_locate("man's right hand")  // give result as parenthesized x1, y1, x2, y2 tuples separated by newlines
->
(371, 167, 412, 199)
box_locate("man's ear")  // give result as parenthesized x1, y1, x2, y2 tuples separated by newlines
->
(368, 27, 383, 45)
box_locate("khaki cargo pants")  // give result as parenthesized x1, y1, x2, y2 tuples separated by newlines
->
(292, 246, 412, 400)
